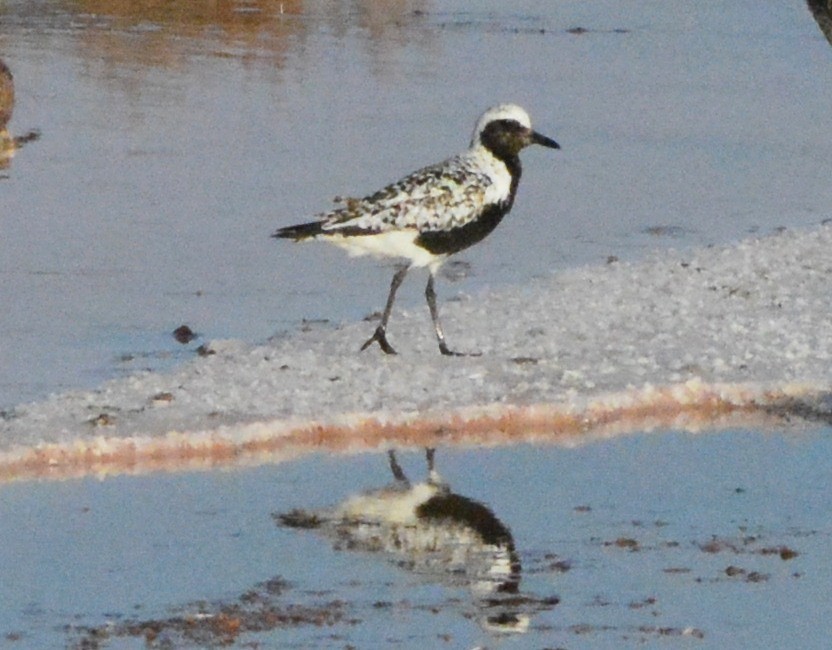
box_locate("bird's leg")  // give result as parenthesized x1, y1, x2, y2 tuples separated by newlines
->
(388, 449, 410, 486)
(425, 447, 447, 488)
(425, 447, 438, 483)
(426, 273, 477, 356)
(362, 265, 408, 354)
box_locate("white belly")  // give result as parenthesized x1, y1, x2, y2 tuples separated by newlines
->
(321, 230, 444, 269)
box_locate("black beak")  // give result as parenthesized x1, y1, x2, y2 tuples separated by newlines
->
(530, 130, 560, 150)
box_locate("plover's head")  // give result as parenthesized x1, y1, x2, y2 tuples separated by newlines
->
(471, 103, 559, 158)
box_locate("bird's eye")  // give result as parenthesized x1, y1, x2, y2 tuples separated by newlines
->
(497, 119, 524, 132)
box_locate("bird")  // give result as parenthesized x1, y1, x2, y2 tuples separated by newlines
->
(807, 0, 832, 46)
(0, 58, 14, 142)
(273, 104, 560, 356)
(0, 59, 38, 169)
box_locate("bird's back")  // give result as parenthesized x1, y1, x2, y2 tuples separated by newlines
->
(276, 147, 514, 242)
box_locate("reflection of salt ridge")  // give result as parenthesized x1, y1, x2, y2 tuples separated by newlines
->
(2, 225, 832, 479)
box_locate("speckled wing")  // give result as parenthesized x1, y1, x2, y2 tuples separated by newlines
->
(318, 155, 494, 235)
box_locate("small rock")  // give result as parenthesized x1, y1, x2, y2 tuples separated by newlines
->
(173, 325, 198, 344)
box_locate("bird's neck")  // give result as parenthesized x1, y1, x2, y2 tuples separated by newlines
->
(504, 155, 522, 206)
(477, 144, 522, 207)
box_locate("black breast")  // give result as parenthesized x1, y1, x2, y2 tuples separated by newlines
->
(417, 153, 522, 257)
(415, 201, 512, 256)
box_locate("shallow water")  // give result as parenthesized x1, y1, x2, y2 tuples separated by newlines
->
(2, 0, 832, 407)
(2, 5, 831, 648)
(0, 426, 829, 648)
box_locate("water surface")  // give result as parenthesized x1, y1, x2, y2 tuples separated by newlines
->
(1, 426, 829, 647)
(2, 0, 831, 407)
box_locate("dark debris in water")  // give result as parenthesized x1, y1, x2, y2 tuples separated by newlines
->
(55, 511, 813, 648)
(598, 527, 803, 593)
(65, 576, 350, 649)
(567, 26, 631, 35)
(172, 324, 198, 344)
(413, 10, 631, 37)
(714, 535, 795, 562)
(562, 622, 705, 643)
(300, 318, 331, 332)
(275, 509, 324, 529)
(723, 565, 770, 583)
(697, 535, 799, 561)
(606, 537, 640, 551)
(642, 224, 691, 238)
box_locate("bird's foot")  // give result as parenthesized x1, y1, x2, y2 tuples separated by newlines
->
(361, 326, 397, 355)
(438, 341, 481, 357)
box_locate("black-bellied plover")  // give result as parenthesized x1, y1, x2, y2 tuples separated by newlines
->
(808, 0, 832, 45)
(0, 59, 38, 169)
(0, 59, 14, 141)
(274, 104, 559, 355)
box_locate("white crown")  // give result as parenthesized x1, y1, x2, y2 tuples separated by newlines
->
(471, 104, 532, 146)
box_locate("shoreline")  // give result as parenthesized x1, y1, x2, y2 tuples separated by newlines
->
(2, 223, 831, 481)
(0, 379, 827, 483)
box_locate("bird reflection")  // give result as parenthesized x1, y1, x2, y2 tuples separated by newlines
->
(0, 58, 40, 172)
(808, 0, 832, 46)
(278, 448, 558, 634)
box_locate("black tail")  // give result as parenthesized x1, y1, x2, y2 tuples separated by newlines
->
(272, 221, 325, 241)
